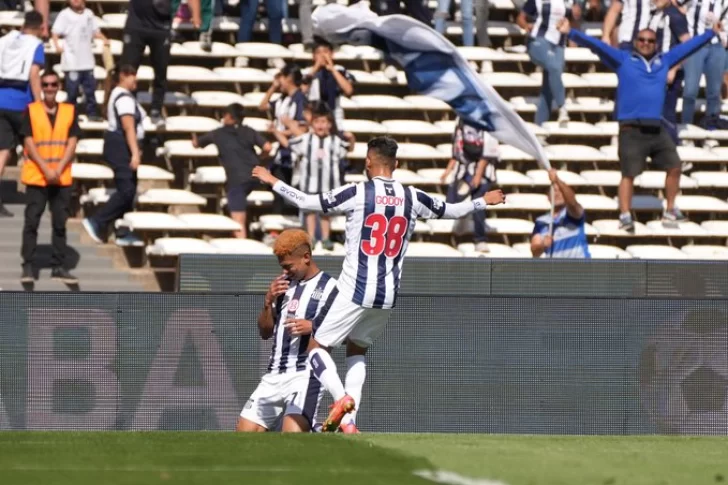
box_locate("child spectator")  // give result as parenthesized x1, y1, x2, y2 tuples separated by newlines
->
(51, 0, 109, 121)
(192, 103, 272, 239)
(441, 117, 499, 253)
(273, 103, 355, 250)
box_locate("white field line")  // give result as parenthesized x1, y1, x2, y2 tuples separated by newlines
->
(414, 469, 510, 485)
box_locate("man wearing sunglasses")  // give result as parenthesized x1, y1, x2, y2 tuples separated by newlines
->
(557, 17, 720, 233)
(18, 70, 81, 285)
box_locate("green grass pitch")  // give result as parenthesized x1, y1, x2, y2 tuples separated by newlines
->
(0, 432, 726, 485)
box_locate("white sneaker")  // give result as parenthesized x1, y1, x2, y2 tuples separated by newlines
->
(557, 107, 570, 128)
(383, 65, 399, 82)
(474, 242, 490, 253)
(481, 61, 494, 73)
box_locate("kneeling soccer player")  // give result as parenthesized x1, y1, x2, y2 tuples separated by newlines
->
(237, 229, 337, 432)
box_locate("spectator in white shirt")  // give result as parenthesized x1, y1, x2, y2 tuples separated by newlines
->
(51, 0, 109, 121)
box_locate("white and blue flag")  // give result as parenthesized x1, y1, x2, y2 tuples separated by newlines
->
(311, 2, 551, 170)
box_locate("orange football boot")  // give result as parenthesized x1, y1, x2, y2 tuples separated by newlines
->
(322, 395, 355, 432)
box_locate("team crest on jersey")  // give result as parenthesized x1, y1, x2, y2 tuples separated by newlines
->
(385, 185, 395, 195)
(432, 197, 444, 211)
(311, 288, 324, 301)
(323, 191, 337, 205)
(288, 299, 299, 312)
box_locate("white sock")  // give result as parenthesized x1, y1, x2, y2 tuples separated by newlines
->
(308, 348, 346, 401)
(342, 355, 366, 425)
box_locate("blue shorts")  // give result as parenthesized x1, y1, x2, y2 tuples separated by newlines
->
(227, 181, 258, 212)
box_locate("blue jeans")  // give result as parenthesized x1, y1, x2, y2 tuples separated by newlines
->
(527, 38, 565, 126)
(238, 0, 283, 43)
(64, 70, 99, 117)
(662, 68, 684, 144)
(447, 179, 489, 242)
(435, 0, 474, 46)
(682, 42, 724, 125)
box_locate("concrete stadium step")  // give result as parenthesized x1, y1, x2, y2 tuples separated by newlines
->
(0, 204, 155, 292)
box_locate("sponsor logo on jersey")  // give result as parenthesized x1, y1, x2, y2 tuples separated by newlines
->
(311, 288, 324, 301)
(280, 186, 305, 202)
(288, 299, 299, 312)
(376, 195, 404, 206)
(432, 197, 444, 211)
(323, 191, 337, 205)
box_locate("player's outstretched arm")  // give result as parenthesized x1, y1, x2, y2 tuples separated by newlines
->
(252, 166, 325, 212)
(414, 188, 506, 219)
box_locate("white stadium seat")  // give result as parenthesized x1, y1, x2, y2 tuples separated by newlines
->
(190, 167, 226, 184)
(391, 169, 424, 184)
(167, 65, 221, 83)
(458, 242, 524, 258)
(690, 171, 728, 188)
(160, 116, 221, 133)
(138, 189, 207, 206)
(76, 139, 104, 156)
(575, 194, 619, 211)
(407, 242, 463, 257)
(147, 237, 217, 256)
(636, 171, 698, 189)
(380, 120, 446, 136)
(340, 119, 388, 134)
(404, 95, 452, 111)
(672, 195, 728, 212)
(587, 244, 633, 259)
(625, 245, 688, 259)
(121, 212, 188, 231)
(209, 238, 272, 254)
(235, 42, 293, 59)
(137, 165, 175, 181)
(213, 67, 273, 84)
(72, 163, 113, 180)
(485, 218, 535, 235)
(592, 219, 652, 236)
(701, 221, 728, 236)
(176, 213, 242, 232)
(547, 145, 607, 162)
(579, 170, 622, 187)
(526, 169, 587, 186)
(163, 140, 219, 158)
(511, 242, 533, 255)
(494, 170, 536, 186)
(181, 41, 240, 58)
(493, 193, 550, 211)
(416, 168, 447, 184)
(397, 143, 450, 160)
(680, 245, 728, 260)
(644, 221, 709, 237)
(191, 91, 248, 108)
(350, 95, 413, 110)
(256, 215, 301, 232)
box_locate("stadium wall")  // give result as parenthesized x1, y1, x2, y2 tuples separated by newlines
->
(0, 290, 726, 434)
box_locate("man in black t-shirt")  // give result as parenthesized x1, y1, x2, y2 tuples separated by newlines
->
(122, 0, 200, 126)
(193, 103, 271, 239)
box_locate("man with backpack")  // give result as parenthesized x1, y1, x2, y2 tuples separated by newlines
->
(440, 117, 499, 253)
(0, 10, 45, 218)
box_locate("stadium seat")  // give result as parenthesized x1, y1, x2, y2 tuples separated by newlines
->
(587, 244, 633, 259)
(574, 96, 614, 113)
(672, 195, 728, 212)
(181, 41, 240, 59)
(485, 72, 539, 88)
(676, 146, 720, 163)
(380, 120, 446, 136)
(592, 219, 652, 236)
(137, 189, 207, 206)
(213, 67, 273, 84)
(575, 194, 619, 211)
(680, 245, 728, 260)
(403, 95, 452, 111)
(644, 220, 709, 237)
(340, 119, 388, 134)
(416, 168, 447, 184)
(579, 170, 622, 187)
(582, 72, 618, 88)
(628, 195, 664, 212)
(427, 218, 474, 236)
(351, 95, 413, 110)
(391, 169, 424, 184)
(494, 170, 537, 186)
(690, 171, 728, 188)
(407, 242, 463, 257)
(190, 167, 226, 184)
(397, 143, 450, 160)
(137, 165, 175, 182)
(485, 218, 535, 235)
(526, 169, 587, 186)
(530, 72, 589, 89)
(458, 242, 524, 258)
(547, 145, 607, 162)
(146, 237, 217, 256)
(625, 245, 688, 259)
(72, 163, 113, 181)
(176, 213, 242, 232)
(163, 140, 219, 159)
(190, 91, 248, 109)
(254, 215, 301, 232)
(493, 193, 550, 211)
(235, 42, 293, 59)
(120, 212, 188, 232)
(209, 238, 272, 254)
(636, 171, 698, 189)
(499, 144, 536, 161)
(159, 116, 221, 133)
(511, 242, 533, 255)
(76, 139, 104, 157)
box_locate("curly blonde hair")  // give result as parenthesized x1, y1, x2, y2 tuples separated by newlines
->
(273, 229, 312, 258)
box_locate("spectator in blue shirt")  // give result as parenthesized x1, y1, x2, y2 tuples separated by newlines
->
(531, 169, 590, 258)
(0, 11, 45, 217)
(558, 17, 718, 232)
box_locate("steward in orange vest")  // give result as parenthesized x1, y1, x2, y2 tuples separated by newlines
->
(20, 70, 80, 285)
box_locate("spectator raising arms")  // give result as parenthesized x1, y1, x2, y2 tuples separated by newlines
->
(305, 39, 355, 129)
(192, 103, 272, 239)
(531, 169, 590, 259)
(52, 0, 110, 122)
(0, 10, 45, 218)
(517, 0, 571, 127)
(259, 64, 307, 215)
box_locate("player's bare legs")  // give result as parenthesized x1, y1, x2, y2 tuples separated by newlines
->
(307, 338, 355, 432)
(236, 417, 267, 432)
(305, 213, 317, 243)
(281, 415, 310, 433)
(341, 340, 367, 433)
(230, 211, 247, 239)
(320, 216, 331, 242)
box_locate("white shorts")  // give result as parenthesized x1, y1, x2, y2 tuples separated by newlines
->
(240, 371, 322, 430)
(314, 291, 392, 348)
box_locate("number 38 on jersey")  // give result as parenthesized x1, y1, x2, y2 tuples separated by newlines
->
(360, 214, 409, 258)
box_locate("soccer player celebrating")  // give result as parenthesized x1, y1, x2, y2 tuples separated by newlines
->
(237, 229, 337, 433)
(253, 136, 506, 432)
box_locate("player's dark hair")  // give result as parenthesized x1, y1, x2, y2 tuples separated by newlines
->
(367, 136, 398, 167)
(310, 101, 333, 120)
(313, 36, 334, 52)
(224, 103, 245, 124)
(280, 63, 303, 87)
(41, 70, 60, 81)
(23, 11, 43, 29)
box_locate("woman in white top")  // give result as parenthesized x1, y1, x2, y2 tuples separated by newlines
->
(82, 64, 146, 245)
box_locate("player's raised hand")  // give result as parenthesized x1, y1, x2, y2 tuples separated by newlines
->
(484, 189, 506, 206)
(252, 166, 278, 186)
(557, 18, 571, 35)
(285, 318, 313, 337)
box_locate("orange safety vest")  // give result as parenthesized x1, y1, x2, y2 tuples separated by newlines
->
(21, 101, 75, 187)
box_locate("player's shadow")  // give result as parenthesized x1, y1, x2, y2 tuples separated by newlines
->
(22, 245, 81, 292)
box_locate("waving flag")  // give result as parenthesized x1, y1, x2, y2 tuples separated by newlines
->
(312, 2, 551, 170)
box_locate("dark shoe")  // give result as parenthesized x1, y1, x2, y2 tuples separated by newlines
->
(199, 31, 212, 52)
(618, 213, 635, 234)
(0, 205, 13, 218)
(82, 218, 104, 243)
(51, 267, 78, 284)
(87, 114, 104, 123)
(20, 264, 34, 283)
(150, 109, 164, 127)
(322, 239, 334, 251)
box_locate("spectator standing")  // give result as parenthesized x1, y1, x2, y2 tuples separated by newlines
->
(238, 0, 282, 44)
(299, 0, 336, 49)
(192, 103, 272, 239)
(440, 117, 499, 253)
(602, 0, 654, 48)
(82, 65, 146, 245)
(648, 0, 690, 144)
(121, 0, 200, 126)
(530, 169, 590, 258)
(305, 39, 355, 129)
(517, 0, 572, 126)
(435, 0, 475, 46)
(259, 64, 307, 214)
(681, 0, 724, 128)
(20, 71, 80, 284)
(273, 104, 354, 250)
(51, 0, 109, 122)
(351, 0, 433, 24)
(558, 18, 719, 231)
(0, 11, 45, 218)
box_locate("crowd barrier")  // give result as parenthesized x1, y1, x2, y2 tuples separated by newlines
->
(1, 291, 726, 434)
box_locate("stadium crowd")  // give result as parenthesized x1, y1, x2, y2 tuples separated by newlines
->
(1, 0, 728, 287)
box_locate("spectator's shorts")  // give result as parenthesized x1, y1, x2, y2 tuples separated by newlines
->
(618, 124, 681, 178)
(0, 109, 24, 150)
(226, 180, 258, 212)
